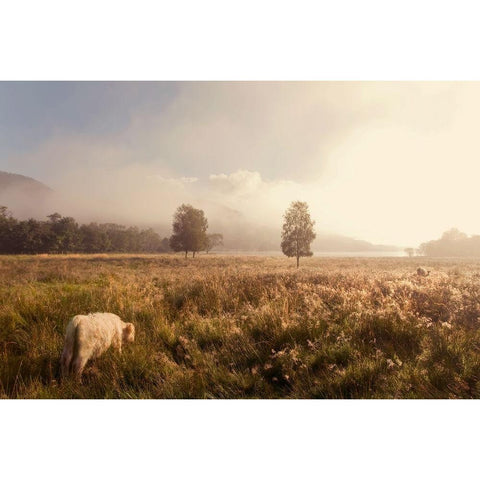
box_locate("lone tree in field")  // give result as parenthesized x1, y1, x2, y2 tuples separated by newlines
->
(281, 201, 316, 267)
(169, 204, 208, 258)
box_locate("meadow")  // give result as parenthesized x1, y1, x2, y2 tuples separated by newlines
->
(2, 253, 480, 399)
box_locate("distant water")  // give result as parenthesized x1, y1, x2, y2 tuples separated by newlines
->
(215, 250, 405, 258)
(314, 251, 405, 258)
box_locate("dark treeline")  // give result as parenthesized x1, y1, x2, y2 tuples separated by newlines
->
(0, 207, 170, 254)
(419, 228, 480, 257)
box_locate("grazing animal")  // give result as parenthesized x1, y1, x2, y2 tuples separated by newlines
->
(60, 312, 135, 379)
(416, 267, 430, 277)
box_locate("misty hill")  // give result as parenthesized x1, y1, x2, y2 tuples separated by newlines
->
(0, 171, 53, 218)
(201, 215, 400, 252)
(313, 233, 399, 252)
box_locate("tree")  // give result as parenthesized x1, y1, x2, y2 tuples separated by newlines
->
(169, 204, 208, 258)
(281, 201, 316, 267)
(160, 237, 171, 252)
(0, 206, 10, 219)
(45, 213, 80, 253)
(205, 233, 224, 253)
(56, 216, 80, 253)
(404, 247, 414, 258)
(441, 228, 468, 242)
(138, 228, 163, 252)
(418, 228, 477, 257)
(47, 212, 62, 224)
(79, 223, 110, 253)
(0, 206, 18, 254)
(16, 218, 48, 254)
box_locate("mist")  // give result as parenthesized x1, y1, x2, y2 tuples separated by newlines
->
(2, 82, 480, 247)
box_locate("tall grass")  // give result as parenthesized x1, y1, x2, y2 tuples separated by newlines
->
(2, 254, 480, 398)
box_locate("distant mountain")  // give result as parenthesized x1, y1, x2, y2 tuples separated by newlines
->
(0, 171, 52, 194)
(207, 216, 400, 252)
(313, 233, 400, 252)
(0, 171, 54, 217)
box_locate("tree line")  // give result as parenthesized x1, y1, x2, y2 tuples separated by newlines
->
(0, 205, 225, 255)
(0, 207, 171, 254)
(0, 200, 314, 266)
(418, 228, 480, 257)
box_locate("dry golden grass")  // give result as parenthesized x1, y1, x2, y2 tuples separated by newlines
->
(2, 253, 480, 398)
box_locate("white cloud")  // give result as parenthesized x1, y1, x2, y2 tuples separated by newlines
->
(6, 82, 480, 246)
(206, 169, 309, 227)
(209, 170, 263, 196)
(148, 175, 198, 186)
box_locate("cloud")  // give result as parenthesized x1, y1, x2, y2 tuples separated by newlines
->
(205, 170, 304, 224)
(4, 82, 480, 246)
(148, 175, 198, 186)
(3, 82, 390, 184)
(209, 170, 263, 196)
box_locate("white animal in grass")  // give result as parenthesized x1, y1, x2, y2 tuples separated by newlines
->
(61, 312, 135, 378)
(416, 267, 430, 277)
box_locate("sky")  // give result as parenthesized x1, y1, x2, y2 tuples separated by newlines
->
(1, 81, 480, 246)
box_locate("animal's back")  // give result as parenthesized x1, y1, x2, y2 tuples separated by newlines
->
(61, 312, 133, 379)
(74, 313, 122, 357)
(417, 267, 430, 276)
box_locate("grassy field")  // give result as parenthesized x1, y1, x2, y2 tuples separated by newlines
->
(2, 253, 480, 398)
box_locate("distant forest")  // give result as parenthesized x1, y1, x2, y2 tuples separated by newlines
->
(0, 207, 170, 254)
(419, 228, 480, 257)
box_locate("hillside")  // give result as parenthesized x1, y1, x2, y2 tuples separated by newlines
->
(0, 171, 52, 196)
(0, 171, 53, 217)
(313, 233, 400, 252)
(205, 219, 400, 252)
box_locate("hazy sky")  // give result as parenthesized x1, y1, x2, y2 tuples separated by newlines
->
(1, 81, 479, 246)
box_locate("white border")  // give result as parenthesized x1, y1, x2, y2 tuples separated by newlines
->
(2, 1, 480, 478)
(1, 400, 479, 479)
(2, 1, 480, 80)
